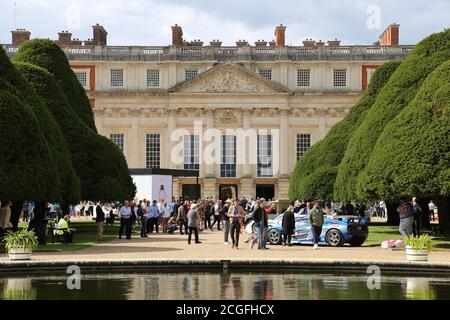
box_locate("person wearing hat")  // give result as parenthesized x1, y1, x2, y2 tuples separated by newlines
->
(187, 203, 201, 244)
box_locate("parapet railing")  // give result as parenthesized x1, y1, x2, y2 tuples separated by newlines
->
(2, 44, 415, 62)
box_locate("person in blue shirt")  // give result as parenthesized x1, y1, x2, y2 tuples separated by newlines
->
(148, 200, 160, 233)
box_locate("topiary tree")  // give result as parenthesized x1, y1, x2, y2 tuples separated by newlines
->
(359, 61, 450, 232)
(288, 61, 401, 201)
(14, 39, 97, 132)
(334, 30, 450, 207)
(0, 48, 63, 240)
(17, 62, 136, 202)
(14, 62, 81, 206)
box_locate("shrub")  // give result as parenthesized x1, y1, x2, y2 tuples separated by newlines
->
(334, 29, 450, 201)
(288, 61, 401, 200)
(14, 39, 97, 131)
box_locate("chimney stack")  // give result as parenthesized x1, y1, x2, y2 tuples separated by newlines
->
(379, 23, 400, 46)
(11, 29, 31, 46)
(302, 38, 316, 48)
(269, 39, 276, 47)
(57, 30, 72, 46)
(210, 39, 222, 47)
(235, 39, 248, 47)
(327, 38, 341, 47)
(275, 24, 286, 47)
(254, 39, 268, 47)
(171, 24, 183, 47)
(92, 23, 108, 45)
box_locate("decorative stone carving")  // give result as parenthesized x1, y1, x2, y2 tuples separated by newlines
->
(172, 64, 287, 94)
(215, 108, 240, 124)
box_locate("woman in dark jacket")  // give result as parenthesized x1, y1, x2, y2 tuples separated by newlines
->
(282, 206, 295, 246)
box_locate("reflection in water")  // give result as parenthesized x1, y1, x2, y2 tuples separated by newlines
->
(1, 272, 449, 300)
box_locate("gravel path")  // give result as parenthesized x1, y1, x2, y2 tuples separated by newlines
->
(2, 230, 449, 263)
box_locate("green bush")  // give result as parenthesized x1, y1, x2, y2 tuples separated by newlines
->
(15, 62, 81, 204)
(288, 61, 401, 200)
(334, 29, 450, 201)
(358, 61, 450, 201)
(0, 48, 60, 202)
(17, 63, 135, 201)
(14, 39, 97, 132)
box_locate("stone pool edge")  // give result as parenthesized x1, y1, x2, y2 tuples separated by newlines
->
(1, 259, 450, 275)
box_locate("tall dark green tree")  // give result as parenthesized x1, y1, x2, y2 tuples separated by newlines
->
(288, 61, 401, 201)
(14, 39, 97, 132)
(17, 62, 135, 201)
(0, 48, 62, 238)
(334, 30, 450, 205)
(359, 61, 450, 232)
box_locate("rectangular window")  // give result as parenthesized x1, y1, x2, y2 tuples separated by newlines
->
(333, 69, 347, 87)
(75, 72, 87, 87)
(220, 135, 236, 177)
(147, 69, 160, 87)
(184, 135, 200, 171)
(296, 134, 311, 160)
(111, 69, 124, 87)
(185, 69, 198, 81)
(258, 69, 272, 80)
(297, 69, 310, 87)
(146, 134, 160, 168)
(110, 134, 124, 153)
(257, 134, 273, 177)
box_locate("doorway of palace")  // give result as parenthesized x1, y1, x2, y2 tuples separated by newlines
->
(219, 184, 238, 202)
(182, 184, 201, 201)
(256, 184, 275, 200)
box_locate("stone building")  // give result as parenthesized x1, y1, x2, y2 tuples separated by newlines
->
(3, 23, 413, 200)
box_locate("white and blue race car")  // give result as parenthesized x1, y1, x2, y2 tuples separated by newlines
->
(245, 214, 369, 247)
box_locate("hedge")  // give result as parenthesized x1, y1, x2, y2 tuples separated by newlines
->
(334, 29, 450, 201)
(14, 39, 97, 132)
(288, 61, 401, 200)
(17, 63, 136, 201)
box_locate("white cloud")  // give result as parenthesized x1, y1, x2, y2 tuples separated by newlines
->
(0, 0, 448, 45)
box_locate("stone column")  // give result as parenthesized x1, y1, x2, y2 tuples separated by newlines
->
(241, 108, 253, 178)
(128, 110, 140, 168)
(166, 108, 177, 169)
(279, 108, 290, 179)
(204, 109, 216, 178)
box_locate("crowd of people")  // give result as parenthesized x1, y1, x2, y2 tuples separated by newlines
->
(0, 195, 440, 246)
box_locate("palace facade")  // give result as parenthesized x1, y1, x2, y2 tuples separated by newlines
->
(3, 23, 413, 200)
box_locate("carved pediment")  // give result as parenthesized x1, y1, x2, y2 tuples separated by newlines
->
(169, 63, 291, 94)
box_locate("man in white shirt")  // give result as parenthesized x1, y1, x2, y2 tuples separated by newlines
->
(428, 200, 436, 222)
(119, 201, 132, 240)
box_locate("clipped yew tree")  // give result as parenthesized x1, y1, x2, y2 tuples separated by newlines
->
(334, 29, 450, 204)
(288, 61, 401, 201)
(359, 61, 450, 231)
(17, 62, 135, 201)
(14, 62, 81, 205)
(14, 39, 97, 132)
(0, 48, 61, 233)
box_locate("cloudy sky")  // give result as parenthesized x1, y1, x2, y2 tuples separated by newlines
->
(0, 0, 448, 46)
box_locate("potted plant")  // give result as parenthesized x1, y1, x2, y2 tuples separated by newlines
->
(405, 234, 432, 261)
(2, 228, 39, 260)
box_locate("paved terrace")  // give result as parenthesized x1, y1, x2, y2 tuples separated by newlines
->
(1, 231, 449, 273)
(2, 44, 414, 62)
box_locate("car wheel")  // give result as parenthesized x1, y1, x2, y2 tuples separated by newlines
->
(326, 229, 344, 247)
(349, 238, 366, 247)
(268, 229, 282, 245)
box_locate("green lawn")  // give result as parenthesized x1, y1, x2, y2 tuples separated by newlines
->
(365, 224, 450, 250)
(1, 220, 129, 253)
